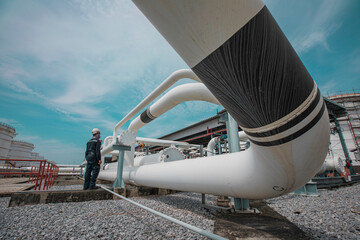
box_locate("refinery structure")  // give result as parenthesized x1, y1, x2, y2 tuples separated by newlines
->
(0, 122, 45, 167)
(1, 1, 360, 239)
(327, 91, 360, 164)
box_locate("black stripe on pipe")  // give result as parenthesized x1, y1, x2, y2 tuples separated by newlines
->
(140, 108, 156, 124)
(245, 89, 321, 138)
(192, 6, 315, 129)
(249, 103, 326, 147)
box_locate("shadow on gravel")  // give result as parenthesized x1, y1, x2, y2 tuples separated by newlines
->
(149, 193, 215, 216)
(214, 200, 313, 240)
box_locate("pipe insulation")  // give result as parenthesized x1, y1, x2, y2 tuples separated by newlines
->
(129, 83, 220, 133)
(116, 0, 330, 198)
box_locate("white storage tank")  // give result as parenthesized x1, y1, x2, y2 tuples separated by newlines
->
(31, 152, 40, 160)
(0, 122, 16, 158)
(7, 140, 35, 160)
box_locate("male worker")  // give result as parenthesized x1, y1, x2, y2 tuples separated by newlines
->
(83, 128, 102, 190)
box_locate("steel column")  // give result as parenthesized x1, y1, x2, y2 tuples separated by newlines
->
(225, 113, 249, 210)
(334, 117, 354, 175)
(112, 144, 131, 188)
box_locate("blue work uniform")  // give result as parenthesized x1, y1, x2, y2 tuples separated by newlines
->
(83, 137, 101, 190)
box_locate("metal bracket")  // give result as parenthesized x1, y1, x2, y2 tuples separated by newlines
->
(112, 144, 131, 188)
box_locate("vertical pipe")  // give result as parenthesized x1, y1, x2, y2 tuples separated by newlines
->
(200, 145, 206, 204)
(113, 145, 131, 188)
(226, 113, 249, 210)
(217, 141, 222, 155)
(225, 113, 240, 153)
(334, 117, 354, 174)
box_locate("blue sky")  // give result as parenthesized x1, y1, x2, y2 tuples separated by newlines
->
(0, 0, 359, 164)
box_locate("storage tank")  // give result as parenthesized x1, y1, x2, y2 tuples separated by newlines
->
(30, 152, 40, 160)
(0, 122, 16, 158)
(7, 140, 35, 160)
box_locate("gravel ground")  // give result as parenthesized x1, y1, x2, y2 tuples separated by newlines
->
(266, 183, 360, 240)
(51, 185, 84, 191)
(1, 185, 359, 239)
(0, 192, 217, 240)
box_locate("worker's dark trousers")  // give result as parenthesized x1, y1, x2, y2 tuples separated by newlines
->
(84, 163, 100, 190)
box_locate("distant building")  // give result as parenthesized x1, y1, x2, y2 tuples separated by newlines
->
(327, 91, 360, 163)
(0, 122, 46, 167)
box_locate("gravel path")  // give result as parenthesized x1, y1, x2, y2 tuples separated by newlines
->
(266, 183, 360, 240)
(0, 192, 217, 240)
(1, 184, 359, 239)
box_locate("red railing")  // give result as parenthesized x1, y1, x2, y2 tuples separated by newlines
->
(0, 159, 59, 190)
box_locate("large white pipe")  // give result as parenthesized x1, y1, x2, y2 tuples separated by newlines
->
(128, 83, 220, 133)
(103, 103, 329, 199)
(122, 83, 220, 167)
(101, 69, 201, 156)
(98, 82, 220, 177)
(119, 0, 330, 199)
(136, 137, 190, 148)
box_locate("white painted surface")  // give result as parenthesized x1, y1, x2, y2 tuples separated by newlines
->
(133, 0, 264, 67)
(99, 109, 329, 199)
(0, 123, 16, 158)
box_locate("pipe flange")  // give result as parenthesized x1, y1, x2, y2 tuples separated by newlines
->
(160, 147, 185, 162)
(118, 130, 136, 146)
(335, 157, 345, 174)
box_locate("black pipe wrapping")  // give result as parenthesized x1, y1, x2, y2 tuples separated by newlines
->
(192, 6, 315, 130)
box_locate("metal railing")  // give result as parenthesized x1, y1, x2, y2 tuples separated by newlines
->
(0, 159, 59, 190)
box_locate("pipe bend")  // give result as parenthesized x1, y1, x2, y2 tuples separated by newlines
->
(128, 83, 220, 133)
(101, 69, 201, 156)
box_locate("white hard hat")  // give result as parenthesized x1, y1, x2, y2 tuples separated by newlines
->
(92, 128, 100, 135)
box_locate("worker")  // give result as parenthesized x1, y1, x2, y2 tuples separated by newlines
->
(83, 128, 102, 190)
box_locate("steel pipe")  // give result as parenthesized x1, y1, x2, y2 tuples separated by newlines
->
(101, 69, 201, 156)
(102, 0, 330, 199)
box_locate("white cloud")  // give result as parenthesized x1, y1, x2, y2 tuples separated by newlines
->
(18, 135, 84, 165)
(0, 0, 187, 134)
(291, 0, 344, 53)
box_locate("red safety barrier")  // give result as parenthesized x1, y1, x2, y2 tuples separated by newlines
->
(0, 159, 59, 190)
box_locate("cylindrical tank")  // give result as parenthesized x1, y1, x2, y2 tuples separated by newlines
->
(31, 152, 40, 160)
(0, 122, 16, 158)
(7, 140, 35, 160)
